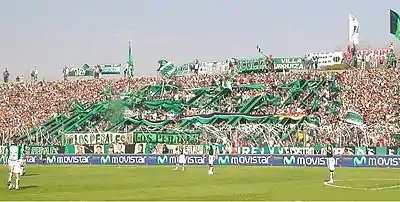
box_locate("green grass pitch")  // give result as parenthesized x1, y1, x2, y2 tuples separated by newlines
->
(1, 165, 399, 201)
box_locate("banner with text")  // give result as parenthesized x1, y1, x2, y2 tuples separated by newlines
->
(14, 154, 400, 168)
(236, 57, 304, 72)
(64, 133, 133, 145)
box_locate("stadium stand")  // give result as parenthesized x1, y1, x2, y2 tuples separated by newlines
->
(0, 46, 399, 154)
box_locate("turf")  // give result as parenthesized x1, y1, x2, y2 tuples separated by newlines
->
(1, 165, 400, 201)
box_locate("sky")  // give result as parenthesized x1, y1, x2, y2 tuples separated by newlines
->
(0, 0, 398, 80)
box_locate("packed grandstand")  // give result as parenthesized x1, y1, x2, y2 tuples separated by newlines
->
(0, 45, 399, 155)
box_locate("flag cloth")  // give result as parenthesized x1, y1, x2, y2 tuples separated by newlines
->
(390, 10, 400, 40)
(157, 59, 177, 78)
(127, 42, 135, 77)
(344, 110, 364, 126)
(256, 45, 262, 53)
(349, 13, 360, 45)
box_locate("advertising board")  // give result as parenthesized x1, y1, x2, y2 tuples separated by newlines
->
(18, 154, 400, 168)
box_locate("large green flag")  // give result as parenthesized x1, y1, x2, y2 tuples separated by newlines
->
(128, 41, 134, 77)
(157, 59, 177, 78)
(344, 110, 364, 126)
(390, 10, 400, 40)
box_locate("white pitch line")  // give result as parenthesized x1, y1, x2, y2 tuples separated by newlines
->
(324, 181, 367, 190)
(323, 179, 400, 191)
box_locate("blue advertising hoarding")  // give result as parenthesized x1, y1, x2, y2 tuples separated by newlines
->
(13, 154, 400, 168)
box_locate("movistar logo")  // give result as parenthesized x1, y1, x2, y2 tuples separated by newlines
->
(46, 156, 56, 164)
(100, 155, 110, 164)
(353, 156, 367, 166)
(157, 155, 168, 164)
(218, 156, 229, 165)
(283, 156, 296, 165)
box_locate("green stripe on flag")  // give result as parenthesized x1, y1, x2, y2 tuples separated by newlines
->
(158, 59, 177, 78)
(345, 110, 364, 125)
(390, 10, 400, 40)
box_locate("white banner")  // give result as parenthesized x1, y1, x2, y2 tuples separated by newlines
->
(357, 48, 390, 57)
(64, 133, 133, 145)
(166, 144, 203, 154)
(198, 61, 229, 75)
(306, 51, 344, 67)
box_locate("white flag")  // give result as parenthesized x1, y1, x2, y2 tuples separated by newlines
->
(349, 13, 360, 45)
(256, 45, 262, 53)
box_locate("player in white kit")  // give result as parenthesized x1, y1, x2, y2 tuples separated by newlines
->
(4, 139, 24, 190)
(174, 144, 185, 171)
(326, 138, 335, 184)
(207, 145, 217, 175)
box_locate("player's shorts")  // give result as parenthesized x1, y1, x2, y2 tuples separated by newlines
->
(8, 160, 23, 174)
(327, 157, 335, 171)
(208, 155, 215, 166)
(178, 155, 186, 164)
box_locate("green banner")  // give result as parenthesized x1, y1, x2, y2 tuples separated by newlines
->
(67, 64, 121, 77)
(68, 68, 94, 76)
(99, 64, 121, 75)
(175, 63, 192, 75)
(133, 133, 200, 144)
(274, 57, 304, 69)
(236, 57, 304, 72)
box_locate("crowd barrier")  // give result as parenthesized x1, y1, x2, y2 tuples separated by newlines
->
(2, 154, 400, 168)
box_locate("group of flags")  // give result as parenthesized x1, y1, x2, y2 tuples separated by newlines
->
(349, 10, 400, 45)
(125, 42, 177, 79)
(126, 10, 400, 79)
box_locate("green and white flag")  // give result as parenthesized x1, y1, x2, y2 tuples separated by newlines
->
(344, 110, 364, 125)
(390, 10, 400, 41)
(127, 41, 135, 77)
(157, 59, 177, 78)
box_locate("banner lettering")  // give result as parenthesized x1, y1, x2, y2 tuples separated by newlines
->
(133, 133, 200, 144)
(64, 133, 133, 145)
(99, 64, 121, 75)
(236, 57, 305, 72)
(17, 154, 400, 168)
(274, 57, 304, 70)
(26, 146, 63, 154)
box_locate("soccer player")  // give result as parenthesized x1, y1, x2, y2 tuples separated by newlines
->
(19, 142, 27, 176)
(326, 138, 335, 184)
(4, 139, 24, 190)
(207, 144, 217, 175)
(174, 144, 185, 171)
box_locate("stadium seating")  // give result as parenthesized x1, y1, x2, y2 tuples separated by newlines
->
(0, 53, 399, 148)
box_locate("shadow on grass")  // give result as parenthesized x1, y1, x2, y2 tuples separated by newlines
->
(23, 173, 39, 177)
(22, 185, 40, 190)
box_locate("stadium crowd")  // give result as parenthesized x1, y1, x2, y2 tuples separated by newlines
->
(0, 58, 399, 147)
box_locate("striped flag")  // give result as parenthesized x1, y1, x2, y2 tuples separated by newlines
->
(157, 59, 177, 78)
(344, 110, 364, 126)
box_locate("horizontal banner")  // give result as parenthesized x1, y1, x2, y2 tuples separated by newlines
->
(8, 154, 400, 168)
(2, 145, 399, 156)
(64, 133, 133, 145)
(236, 146, 400, 155)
